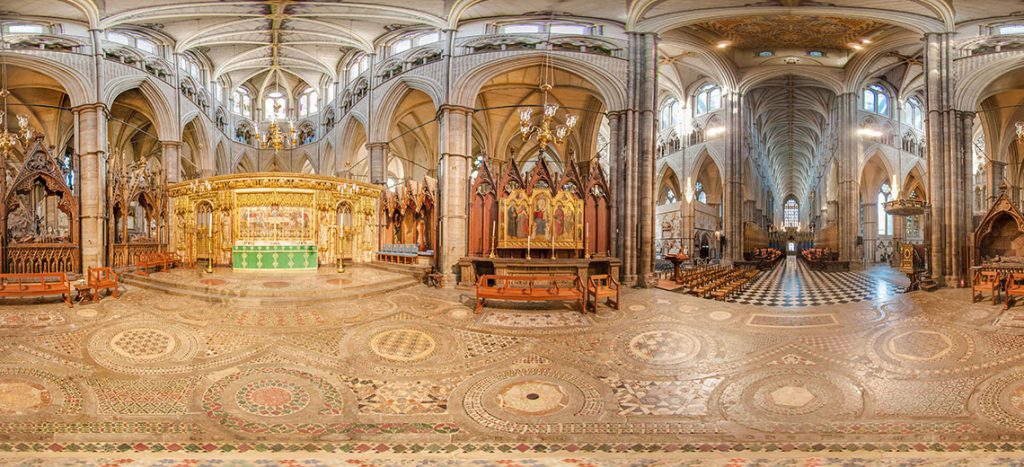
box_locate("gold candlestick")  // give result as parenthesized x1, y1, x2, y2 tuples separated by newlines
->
(489, 220, 496, 259)
(526, 234, 531, 260)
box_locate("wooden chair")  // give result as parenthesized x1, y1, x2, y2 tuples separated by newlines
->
(586, 274, 620, 312)
(1006, 274, 1024, 310)
(87, 267, 119, 302)
(973, 270, 1001, 304)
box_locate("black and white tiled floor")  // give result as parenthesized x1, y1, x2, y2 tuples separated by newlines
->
(724, 256, 904, 307)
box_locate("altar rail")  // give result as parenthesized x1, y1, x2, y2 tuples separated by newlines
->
(5, 244, 79, 274)
(110, 243, 166, 269)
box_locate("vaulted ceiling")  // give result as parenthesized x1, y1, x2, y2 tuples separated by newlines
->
(747, 76, 834, 203)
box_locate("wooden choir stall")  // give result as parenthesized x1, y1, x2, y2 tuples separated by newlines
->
(457, 158, 619, 287)
(973, 192, 1024, 306)
(378, 177, 436, 265)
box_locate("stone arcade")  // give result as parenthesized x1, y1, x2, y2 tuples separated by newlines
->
(2, 1, 1024, 465)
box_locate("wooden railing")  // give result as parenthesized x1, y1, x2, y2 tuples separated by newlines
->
(5, 244, 79, 274)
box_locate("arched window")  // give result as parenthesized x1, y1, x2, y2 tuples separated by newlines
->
(265, 91, 286, 121)
(299, 88, 318, 116)
(695, 181, 707, 204)
(864, 84, 889, 115)
(695, 84, 721, 115)
(877, 183, 894, 235)
(784, 199, 799, 229)
(905, 97, 924, 130)
(348, 54, 369, 82)
(661, 97, 680, 128)
(232, 87, 252, 118)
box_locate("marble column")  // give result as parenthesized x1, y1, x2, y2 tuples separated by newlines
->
(368, 142, 388, 185)
(836, 92, 860, 265)
(722, 92, 746, 263)
(606, 110, 623, 262)
(74, 104, 107, 271)
(437, 105, 473, 284)
(162, 141, 181, 183)
(622, 32, 657, 286)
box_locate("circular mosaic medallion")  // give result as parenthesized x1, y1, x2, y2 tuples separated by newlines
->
(866, 319, 974, 374)
(236, 379, 310, 417)
(496, 380, 568, 416)
(455, 367, 603, 432)
(0, 370, 83, 416)
(0, 381, 50, 415)
(75, 307, 98, 318)
(202, 366, 348, 437)
(974, 370, 1024, 432)
(610, 323, 717, 376)
(717, 367, 863, 432)
(626, 330, 700, 365)
(628, 304, 647, 312)
(708, 311, 733, 321)
(110, 328, 175, 361)
(369, 328, 437, 362)
(87, 321, 201, 374)
(262, 281, 291, 289)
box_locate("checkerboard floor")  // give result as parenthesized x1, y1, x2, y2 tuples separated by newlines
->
(723, 256, 904, 307)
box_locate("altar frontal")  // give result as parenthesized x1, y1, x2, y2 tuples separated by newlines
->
(168, 173, 381, 270)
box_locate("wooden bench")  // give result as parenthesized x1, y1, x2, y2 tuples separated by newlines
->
(1008, 273, 1024, 310)
(475, 274, 584, 314)
(135, 252, 181, 275)
(586, 274, 620, 311)
(377, 243, 419, 264)
(0, 272, 72, 308)
(87, 267, 119, 302)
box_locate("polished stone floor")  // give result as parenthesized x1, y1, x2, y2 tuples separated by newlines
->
(0, 265, 1023, 465)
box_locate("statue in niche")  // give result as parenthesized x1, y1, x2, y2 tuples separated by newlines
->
(7, 196, 37, 244)
(416, 214, 426, 251)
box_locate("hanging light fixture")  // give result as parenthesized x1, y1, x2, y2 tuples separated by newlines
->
(518, 23, 579, 157)
(0, 28, 35, 161)
(260, 67, 297, 152)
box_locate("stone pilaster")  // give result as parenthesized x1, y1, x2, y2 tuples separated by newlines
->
(73, 103, 108, 271)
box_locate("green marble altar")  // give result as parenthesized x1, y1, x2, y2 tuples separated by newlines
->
(232, 244, 318, 271)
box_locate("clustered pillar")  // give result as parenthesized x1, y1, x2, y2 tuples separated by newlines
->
(835, 92, 861, 265)
(74, 104, 107, 272)
(924, 33, 973, 286)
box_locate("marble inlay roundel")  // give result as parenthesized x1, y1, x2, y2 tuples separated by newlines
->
(626, 330, 700, 365)
(110, 328, 175, 360)
(0, 381, 50, 415)
(236, 379, 311, 417)
(369, 328, 437, 362)
(496, 380, 568, 416)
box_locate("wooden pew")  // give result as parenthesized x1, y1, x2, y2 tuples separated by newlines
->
(0, 272, 72, 308)
(475, 274, 584, 314)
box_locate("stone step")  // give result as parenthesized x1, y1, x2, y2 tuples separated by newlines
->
(121, 267, 419, 305)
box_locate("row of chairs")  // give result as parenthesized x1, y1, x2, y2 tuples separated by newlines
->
(973, 270, 1024, 309)
(675, 265, 732, 288)
(691, 268, 760, 300)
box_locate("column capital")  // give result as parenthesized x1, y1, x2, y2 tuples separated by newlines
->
(605, 109, 627, 118)
(160, 140, 182, 149)
(71, 103, 108, 115)
(437, 104, 474, 116)
(366, 142, 389, 150)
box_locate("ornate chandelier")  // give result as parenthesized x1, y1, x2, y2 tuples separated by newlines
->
(258, 68, 297, 152)
(0, 29, 34, 160)
(518, 32, 578, 154)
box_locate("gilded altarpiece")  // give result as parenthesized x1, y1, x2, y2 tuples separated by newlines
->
(168, 173, 381, 267)
(495, 159, 585, 251)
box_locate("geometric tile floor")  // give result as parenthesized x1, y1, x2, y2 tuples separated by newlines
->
(0, 265, 1022, 464)
(725, 257, 906, 306)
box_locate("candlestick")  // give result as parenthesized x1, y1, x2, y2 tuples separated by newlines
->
(489, 220, 496, 258)
(585, 221, 590, 259)
(526, 233, 531, 260)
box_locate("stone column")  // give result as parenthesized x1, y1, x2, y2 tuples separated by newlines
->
(606, 110, 623, 261)
(624, 32, 657, 286)
(836, 92, 860, 265)
(367, 142, 388, 185)
(162, 141, 181, 183)
(988, 160, 1007, 202)
(74, 104, 107, 271)
(437, 105, 473, 283)
(722, 92, 745, 263)
(957, 111, 977, 275)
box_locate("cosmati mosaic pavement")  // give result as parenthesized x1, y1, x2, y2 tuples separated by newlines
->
(2, 265, 1024, 464)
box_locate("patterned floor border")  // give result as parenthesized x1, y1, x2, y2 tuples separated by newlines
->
(9, 441, 1024, 455)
